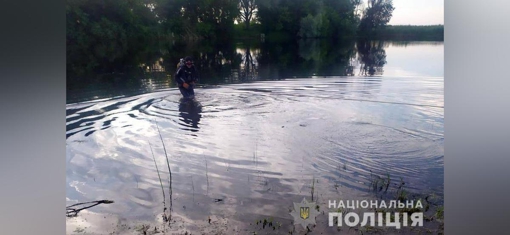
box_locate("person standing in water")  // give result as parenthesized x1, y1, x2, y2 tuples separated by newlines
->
(175, 56, 199, 98)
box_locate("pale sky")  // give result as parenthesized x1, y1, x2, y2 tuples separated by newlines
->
(388, 0, 444, 25)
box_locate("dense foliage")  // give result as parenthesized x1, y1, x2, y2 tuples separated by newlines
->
(256, 0, 361, 40)
(67, 0, 165, 77)
(358, 0, 394, 37)
(66, 0, 440, 78)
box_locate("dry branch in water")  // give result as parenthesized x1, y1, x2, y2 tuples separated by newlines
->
(66, 200, 114, 217)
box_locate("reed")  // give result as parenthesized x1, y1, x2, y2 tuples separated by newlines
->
(149, 141, 166, 214)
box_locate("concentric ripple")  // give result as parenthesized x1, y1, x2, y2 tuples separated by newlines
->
(66, 76, 443, 233)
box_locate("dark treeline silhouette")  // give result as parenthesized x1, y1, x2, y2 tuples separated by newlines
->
(66, 0, 439, 83)
(372, 25, 444, 41)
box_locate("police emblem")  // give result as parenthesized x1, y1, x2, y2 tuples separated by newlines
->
(290, 198, 318, 229)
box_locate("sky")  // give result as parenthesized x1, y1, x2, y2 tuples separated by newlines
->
(388, 0, 444, 25)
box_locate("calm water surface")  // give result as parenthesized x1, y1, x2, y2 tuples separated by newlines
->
(66, 41, 443, 234)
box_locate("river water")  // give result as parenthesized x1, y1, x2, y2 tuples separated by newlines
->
(66, 40, 443, 234)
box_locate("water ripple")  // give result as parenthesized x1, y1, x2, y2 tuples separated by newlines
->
(66, 76, 443, 230)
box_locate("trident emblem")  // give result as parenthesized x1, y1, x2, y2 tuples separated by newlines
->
(300, 207, 310, 220)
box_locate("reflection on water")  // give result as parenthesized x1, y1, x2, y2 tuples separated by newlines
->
(66, 40, 443, 234)
(67, 40, 443, 104)
(236, 46, 259, 82)
(178, 98, 202, 133)
(66, 75, 443, 234)
(356, 40, 387, 76)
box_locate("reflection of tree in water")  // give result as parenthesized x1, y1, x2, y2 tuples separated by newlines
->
(345, 58, 357, 76)
(297, 39, 357, 77)
(164, 40, 259, 83)
(237, 45, 259, 81)
(178, 98, 202, 132)
(257, 39, 357, 79)
(356, 40, 387, 76)
(69, 36, 379, 96)
(126, 39, 360, 83)
(299, 39, 321, 62)
(158, 39, 241, 85)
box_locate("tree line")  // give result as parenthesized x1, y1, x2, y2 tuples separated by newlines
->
(66, 0, 402, 77)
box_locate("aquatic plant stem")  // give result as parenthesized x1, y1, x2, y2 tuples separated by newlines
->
(155, 121, 173, 215)
(149, 141, 166, 217)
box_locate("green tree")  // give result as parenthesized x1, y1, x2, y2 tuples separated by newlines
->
(153, 0, 187, 36)
(197, 0, 239, 40)
(238, 0, 257, 30)
(159, 0, 238, 40)
(66, 0, 161, 77)
(298, 14, 322, 38)
(358, 0, 394, 36)
(258, 0, 360, 40)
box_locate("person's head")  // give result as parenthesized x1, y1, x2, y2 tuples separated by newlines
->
(184, 56, 193, 67)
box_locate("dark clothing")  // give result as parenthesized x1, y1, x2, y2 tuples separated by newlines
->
(175, 64, 199, 86)
(178, 84, 195, 98)
(175, 64, 199, 98)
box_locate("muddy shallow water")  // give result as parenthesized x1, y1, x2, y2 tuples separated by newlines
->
(66, 75, 443, 234)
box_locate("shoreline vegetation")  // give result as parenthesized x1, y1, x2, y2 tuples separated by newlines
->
(234, 23, 444, 41)
(67, 0, 444, 80)
(371, 25, 444, 41)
